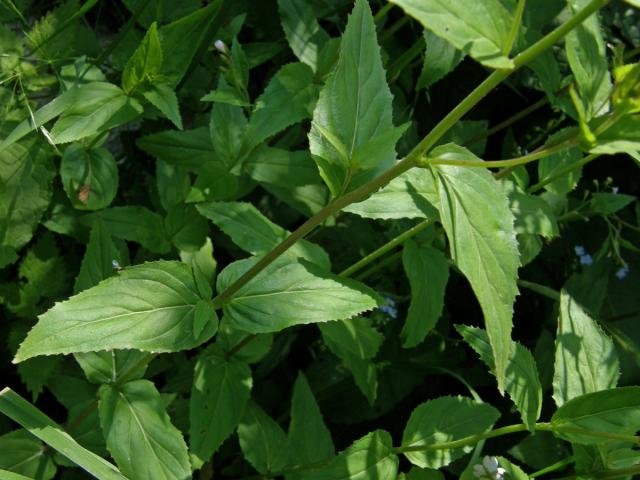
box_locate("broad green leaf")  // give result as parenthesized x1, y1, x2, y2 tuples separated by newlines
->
(418, 30, 465, 89)
(0, 140, 54, 268)
(180, 236, 217, 287)
(137, 127, 213, 171)
(551, 386, 640, 444)
(215, 324, 273, 364)
(99, 380, 191, 479)
(238, 401, 289, 475)
(401, 241, 449, 348)
(14, 261, 218, 362)
(201, 87, 251, 106)
(209, 100, 247, 169)
(437, 120, 489, 157)
(122, 21, 162, 93)
(0, 429, 56, 479)
(0, 388, 126, 480)
(589, 192, 635, 216)
(245, 146, 320, 187)
(74, 220, 129, 293)
(60, 145, 118, 211)
(75, 350, 148, 384)
(537, 141, 584, 195)
(189, 347, 252, 469)
(590, 115, 640, 160)
(165, 203, 208, 252)
(142, 83, 183, 130)
(244, 62, 319, 151)
(277, 0, 329, 71)
(432, 144, 520, 390)
(49, 82, 142, 144)
(504, 183, 559, 238)
(0, 469, 36, 480)
(553, 290, 620, 407)
(401, 396, 500, 468)
(196, 201, 329, 268)
(565, 0, 611, 119)
(287, 372, 335, 466)
(508, 431, 565, 470)
(309, 0, 402, 196)
(390, 0, 514, 69)
(188, 162, 241, 202)
(17, 356, 61, 402)
(263, 183, 327, 217)
(217, 257, 380, 334)
(344, 169, 439, 220)
(319, 316, 383, 403)
(158, 0, 226, 87)
(457, 325, 542, 431)
(156, 160, 190, 209)
(302, 430, 398, 480)
(97, 206, 171, 254)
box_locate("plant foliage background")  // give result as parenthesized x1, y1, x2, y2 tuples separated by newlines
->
(0, 0, 639, 479)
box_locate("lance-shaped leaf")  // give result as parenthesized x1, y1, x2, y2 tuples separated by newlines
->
(217, 257, 380, 334)
(401, 242, 449, 348)
(302, 430, 398, 480)
(390, 0, 514, 69)
(288, 372, 335, 466)
(344, 169, 439, 220)
(309, 0, 403, 196)
(457, 325, 542, 431)
(99, 380, 191, 479)
(14, 260, 218, 362)
(122, 21, 162, 93)
(197, 201, 329, 268)
(418, 30, 465, 89)
(142, 83, 183, 130)
(401, 396, 500, 468)
(137, 127, 214, 171)
(96, 206, 171, 254)
(432, 144, 520, 390)
(551, 387, 640, 444)
(277, 0, 329, 71)
(189, 347, 252, 469)
(245, 146, 320, 187)
(209, 100, 247, 169)
(238, 402, 289, 475)
(552, 290, 620, 407)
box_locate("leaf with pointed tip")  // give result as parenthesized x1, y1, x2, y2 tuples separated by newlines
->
(97, 206, 171, 254)
(217, 257, 380, 334)
(0, 431, 57, 480)
(418, 30, 464, 89)
(309, 0, 400, 196)
(277, 0, 329, 71)
(142, 83, 183, 129)
(209, 101, 247, 169)
(14, 260, 218, 362)
(432, 144, 520, 390)
(122, 21, 162, 93)
(390, 0, 514, 69)
(137, 127, 213, 171)
(75, 350, 148, 385)
(245, 146, 320, 187)
(99, 380, 191, 479)
(238, 401, 288, 475)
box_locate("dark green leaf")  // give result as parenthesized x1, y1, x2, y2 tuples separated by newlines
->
(121, 21, 162, 93)
(0, 431, 57, 480)
(245, 146, 321, 187)
(137, 127, 213, 171)
(97, 206, 171, 254)
(418, 30, 464, 89)
(164, 203, 208, 252)
(590, 192, 635, 215)
(156, 160, 190, 210)
(209, 101, 247, 168)
(238, 401, 288, 475)
(277, 0, 329, 71)
(75, 350, 148, 384)
(142, 83, 183, 130)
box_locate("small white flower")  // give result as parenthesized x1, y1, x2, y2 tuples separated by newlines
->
(473, 456, 507, 480)
(612, 186, 619, 194)
(214, 39, 228, 54)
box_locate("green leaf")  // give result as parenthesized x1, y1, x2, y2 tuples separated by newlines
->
(0, 388, 126, 480)
(98, 380, 191, 479)
(244, 62, 319, 152)
(74, 220, 128, 293)
(309, 0, 401, 196)
(188, 161, 241, 202)
(287, 372, 335, 466)
(319, 316, 384, 404)
(121, 21, 162, 93)
(0, 140, 54, 268)
(97, 206, 171, 254)
(432, 144, 520, 390)
(401, 241, 449, 348)
(0, 469, 37, 480)
(457, 325, 542, 431)
(565, 0, 612, 119)
(401, 396, 500, 468)
(277, 0, 329, 71)
(180, 236, 217, 288)
(209, 100, 247, 168)
(165, 203, 208, 252)
(245, 146, 321, 187)
(505, 183, 559, 238)
(17, 356, 62, 402)
(537, 141, 584, 195)
(142, 83, 183, 130)
(0, 429, 56, 479)
(156, 160, 190, 209)
(60, 144, 118, 211)
(418, 30, 465, 89)
(590, 115, 640, 160)
(189, 347, 252, 469)
(75, 350, 148, 384)
(218, 257, 380, 334)
(590, 192, 635, 216)
(196, 201, 329, 268)
(553, 290, 620, 407)
(14, 260, 218, 362)
(238, 401, 289, 475)
(551, 386, 640, 444)
(49, 82, 142, 144)
(390, 0, 514, 69)
(344, 169, 439, 220)
(137, 127, 213, 171)
(158, 0, 226, 87)
(302, 430, 398, 480)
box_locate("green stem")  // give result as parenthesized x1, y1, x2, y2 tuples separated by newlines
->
(3, 0, 29, 29)
(517, 279, 561, 301)
(388, 36, 425, 81)
(339, 219, 434, 277)
(380, 16, 410, 42)
(530, 456, 575, 478)
(354, 250, 402, 281)
(527, 153, 600, 193)
(503, 0, 526, 56)
(374, 2, 394, 24)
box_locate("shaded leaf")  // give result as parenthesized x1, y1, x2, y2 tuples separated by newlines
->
(277, 0, 329, 71)
(238, 401, 288, 475)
